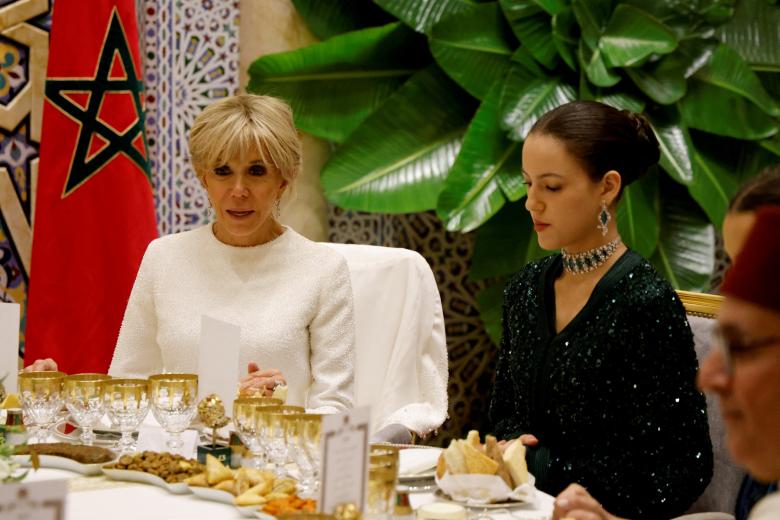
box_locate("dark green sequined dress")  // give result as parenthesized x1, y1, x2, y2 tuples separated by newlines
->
(489, 250, 713, 519)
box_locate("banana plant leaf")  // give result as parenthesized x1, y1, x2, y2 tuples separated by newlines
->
(438, 81, 524, 232)
(622, 0, 735, 35)
(470, 199, 547, 281)
(616, 172, 660, 258)
(649, 182, 715, 292)
(247, 23, 429, 143)
(373, 0, 473, 35)
(624, 39, 717, 105)
(695, 44, 780, 117)
(429, 2, 517, 99)
(599, 4, 678, 68)
(689, 140, 741, 227)
(761, 133, 780, 158)
(579, 42, 621, 88)
(716, 0, 780, 71)
(596, 91, 645, 112)
(476, 281, 506, 347)
(647, 106, 695, 185)
(533, 0, 568, 16)
(552, 8, 578, 71)
(571, 0, 613, 51)
(291, 0, 395, 40)
(501, 71, 577, 140)
(322, 66, 476, 213)
(511, 13, 560, 69)
(500, 1, 559, 69)
(680, 79, 779, 140)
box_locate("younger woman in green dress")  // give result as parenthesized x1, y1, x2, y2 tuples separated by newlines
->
(490, 100, 712, 519)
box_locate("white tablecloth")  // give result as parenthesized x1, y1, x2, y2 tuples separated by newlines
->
(25, 468, 554, 520)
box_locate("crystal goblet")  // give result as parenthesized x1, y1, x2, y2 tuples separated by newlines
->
(64, 373, 111, 445)
(149, 373, 198, 454)
(18, 371, 65, 444)
(233, 399, 281, 469)
(104, 378, 150, 454)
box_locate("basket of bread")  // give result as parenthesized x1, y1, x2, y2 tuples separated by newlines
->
(434, 430, 535, 505)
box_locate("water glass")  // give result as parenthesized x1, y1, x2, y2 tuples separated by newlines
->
(149, 373, 198, 453)
(104, 378, 150, 453)
(64, 373, 111, 445)
(233, 399, 281, 468)
(18, 371, 65, 444)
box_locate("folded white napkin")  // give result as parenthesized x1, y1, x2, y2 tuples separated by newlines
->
(398, 447, 442, 476)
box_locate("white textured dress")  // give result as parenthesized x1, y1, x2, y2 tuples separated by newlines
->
(109, 225, 355, 413)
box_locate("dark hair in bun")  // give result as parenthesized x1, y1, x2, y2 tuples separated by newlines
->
(729, 165, 780, 212)
(529, 100, 661, 195)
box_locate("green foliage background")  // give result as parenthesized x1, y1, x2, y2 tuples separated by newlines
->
(249, 0, 780, 344)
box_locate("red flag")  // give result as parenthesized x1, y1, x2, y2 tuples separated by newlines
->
(25, 0, 157, 374)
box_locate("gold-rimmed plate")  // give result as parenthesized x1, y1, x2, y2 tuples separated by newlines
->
(433, 489, 530, 509)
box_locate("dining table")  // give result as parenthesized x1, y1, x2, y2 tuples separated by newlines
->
(22, 464, 555, 520)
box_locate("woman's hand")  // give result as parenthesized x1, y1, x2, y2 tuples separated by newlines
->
(238, 362, 286, 397)
(23, 358, 58, 372)
(552, 483, 625, 520)
(498, 433, 539, 453)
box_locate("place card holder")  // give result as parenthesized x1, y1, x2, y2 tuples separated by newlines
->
(319, 407, 371, 514)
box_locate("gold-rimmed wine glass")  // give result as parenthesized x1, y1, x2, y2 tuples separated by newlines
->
(233, 399, 281, 468)
(18, 371, 66, 444)
(267, 406, 305, 477)
(368, 446, 399, 520)
(298, 413, 323, 498)
(149, 373, 198, 454)
(104, 378, 150, 454)
(64, 373, 111, 445)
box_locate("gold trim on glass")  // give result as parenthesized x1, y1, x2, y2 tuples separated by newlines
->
(676, 290, 723, 319)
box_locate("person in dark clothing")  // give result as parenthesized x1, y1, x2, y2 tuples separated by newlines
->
(490, 100, 713, 519)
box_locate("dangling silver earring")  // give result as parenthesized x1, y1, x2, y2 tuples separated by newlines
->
(597, 200, 611, 236)
(274, 199, 281, 218)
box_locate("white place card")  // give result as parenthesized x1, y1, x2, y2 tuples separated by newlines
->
(0, 302, 20, 396)
(137, 424, 199, 459)
(0, 478, 67, 519)
(197, 315, 241, 408)
(319, 407, 370, 513)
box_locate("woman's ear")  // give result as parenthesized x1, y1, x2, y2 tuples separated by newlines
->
(601, 170, 622, 206)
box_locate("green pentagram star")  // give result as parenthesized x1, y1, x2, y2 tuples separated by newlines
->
(45, 10, 151, 197)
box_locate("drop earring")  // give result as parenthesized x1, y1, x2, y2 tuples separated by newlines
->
(274, 199, 281, 218)
(597, 200, 611, 236)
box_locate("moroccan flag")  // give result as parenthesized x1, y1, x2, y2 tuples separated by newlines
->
(25, 1, 157, 374)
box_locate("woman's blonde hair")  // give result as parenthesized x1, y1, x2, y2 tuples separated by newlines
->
(188, 94, 301, 186)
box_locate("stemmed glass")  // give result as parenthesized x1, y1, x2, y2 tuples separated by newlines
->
(149, 373, 198, 454)
(63, 374, 110, 445)
(267, 406, 305, 477)
(233, 399, 281, 468)
(368, 446, 400, 520)
(18, 371, 66, 444)
(104, 378, 150, 454)
(298, 413, 322, 498)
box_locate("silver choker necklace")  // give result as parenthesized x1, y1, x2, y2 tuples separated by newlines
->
(561, 238, 622, 275)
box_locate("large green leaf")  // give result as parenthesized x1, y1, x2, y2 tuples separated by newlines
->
(761, 133, 780, 158)
(695, 44, 780, 117)
(373, 0, 473, 35)
(571, 0, 613, 51)
(322, 66, 476, 213)
(470, 199, 547, 281)
(501, 72, 577, 140)
(624, 39, 717, 105)
(533, 0, 568, 16)
(247, 23, 428, 142)
(648, 106, 695, 185)
(680, 79, 779, 140)
(429, 2, 516, 99)
(716, 0, 780, 71)
(622, 0, 735, 38)
(438, 81, 524, 232)
(579, 42, 621, 88)
(616, 172, 660, 258)
(599, 4, 678, 68)
(552, 8, 579, 71)
(476, 281, 507, 346)
(689, 141, 741, 227)
(500, 1, 559, 68)
(649, 182, 715, 292)
(291, 0, 394, 40)
(597, 91, 645, 112)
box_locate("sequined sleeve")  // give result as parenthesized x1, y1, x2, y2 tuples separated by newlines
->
(536, 284, 713, 519)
